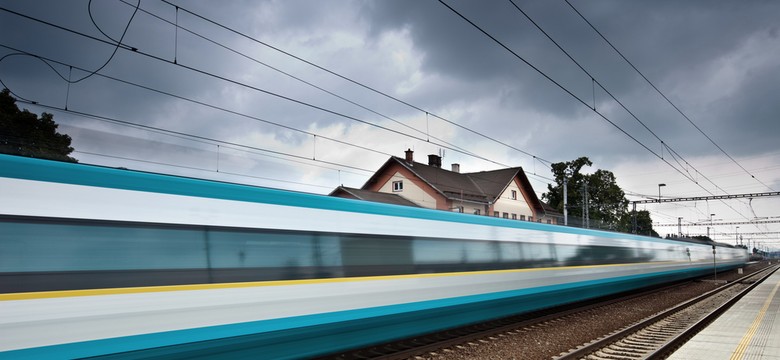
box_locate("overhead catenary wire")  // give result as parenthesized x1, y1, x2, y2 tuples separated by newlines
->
(0, 9, 511, 172)
(158, 0, 552, 166)
(505, 0, 743, 201)
(436, 0, 756, 225)
(73, 150, 336, 190)
(112, 0, 478, 161)
(0, 8, 558, 183)
(15, 98, 378, 175)
(0, 44, 396, 162)
(17, 97, 556, 198)
(563, 0, 776, 192)
(1, 43, 554, 191)
(0, 3, 562, 198)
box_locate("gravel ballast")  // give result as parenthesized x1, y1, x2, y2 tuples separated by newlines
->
(412, 262, 773, 360)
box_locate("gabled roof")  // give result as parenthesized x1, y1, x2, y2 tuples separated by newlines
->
(361, 156, 547, 213)
(329, 186, 421, 207)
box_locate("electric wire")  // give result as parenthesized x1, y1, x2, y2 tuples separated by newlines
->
(16, 98, 377, 174)
(563, 0, 776, 192)
(0, 44, 399, 162)
(436, 0, 756, 224)
(505, 0, 744, 203)
(2, 41, 555, 191)
(159, 0, 552, 166)
(73, 150, 336, 190)
(0, 8, 516, 172)
(0, 7, 552, 182)
(109, 0, 479, 161)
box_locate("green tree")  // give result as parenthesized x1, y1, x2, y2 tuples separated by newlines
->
(0, 89, 76, 162)
(542, 156, 592, 220)
(542, 156, 629, 230)
(617, 210, 659, 237)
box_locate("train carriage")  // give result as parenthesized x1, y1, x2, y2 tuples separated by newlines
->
(0, 154, 748, 359)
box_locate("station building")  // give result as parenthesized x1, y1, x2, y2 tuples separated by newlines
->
(330, 149, 560, 224)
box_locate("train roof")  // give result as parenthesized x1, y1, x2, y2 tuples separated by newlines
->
(0, 154, 738, 249)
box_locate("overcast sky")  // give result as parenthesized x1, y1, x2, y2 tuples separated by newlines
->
(1, 0, 778, 248)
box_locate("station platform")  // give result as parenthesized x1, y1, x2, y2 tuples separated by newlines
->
(668, 265, 780, 360)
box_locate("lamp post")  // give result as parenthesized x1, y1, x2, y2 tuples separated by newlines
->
(658, 183, 666, 204)
(678, 217, 683, 237)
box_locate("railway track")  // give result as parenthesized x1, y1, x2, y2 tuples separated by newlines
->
(317, 263, 775, 360)
(318, 280, 699, 360)
(554, 264, 779, 360)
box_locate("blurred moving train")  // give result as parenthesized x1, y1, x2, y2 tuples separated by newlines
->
(0, 154, 748, 359)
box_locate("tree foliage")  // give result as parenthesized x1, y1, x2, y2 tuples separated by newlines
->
(542, 156, 633, 231)
(0, 89, 76, 162)
(617, 210, 659, 237)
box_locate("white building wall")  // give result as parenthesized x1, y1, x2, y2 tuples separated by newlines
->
(377, 172, 437, 209)
(491, 180, 535, 220)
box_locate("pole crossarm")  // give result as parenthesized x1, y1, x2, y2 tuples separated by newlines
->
(632, 191, 780, 204)
(655, 219, 780, 227)
(684, 231, 780, 236)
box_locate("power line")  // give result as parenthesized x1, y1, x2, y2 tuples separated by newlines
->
(655, 220, 780, 227)
(0, 8, 528, 175)
(158, 0, 552, 166)
(435, 0, 758, 224)
(632, 191, 780, 204)
(0, 6, 560, 184)
(503, 0, 761, 219)
(563, 0, 776, 192)
(17, 98, 377, 174)
(686, 232, 780, 236)
(73, 150, 335, 190)
(111, 0, 478, 161)
(4, 48, 555, 193)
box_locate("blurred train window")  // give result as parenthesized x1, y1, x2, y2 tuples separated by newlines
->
(0, 219, 205, 271)
(413, 239, 499, 264)
(340, 235, 413, 266)
(208, 230, 316, 268)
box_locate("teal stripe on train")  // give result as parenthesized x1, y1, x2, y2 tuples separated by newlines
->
(1, 265, 739, 359)
(0, 154, 682, 245)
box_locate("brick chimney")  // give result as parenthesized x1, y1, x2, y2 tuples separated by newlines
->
(428, 154, 442, 168)
(404, 148, 414, 163)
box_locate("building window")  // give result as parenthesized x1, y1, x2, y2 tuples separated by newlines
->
(392, 180, 403, 192)
(511, 214, 517, 220)
(473, 209, 481, 215)
(503, 212, 509, 219)
(528, 216, 533, 222)
(511, 190, 517, 200)
(494, 212, 500, 217)
(547, 219, 552, 224)
(520, 215, 526, 221)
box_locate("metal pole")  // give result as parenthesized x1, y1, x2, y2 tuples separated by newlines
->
(584, 181, 589, 228)
(712, 245, 717, 280)
(632, 202, 637, 234)
(678, 217, 682, 237)
(563, 177, 568, 226)
(582, 183, 586, 227)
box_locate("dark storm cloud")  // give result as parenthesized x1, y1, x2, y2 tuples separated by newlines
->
(360, 0, 780, 161)
(2, 0, 778, 197)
